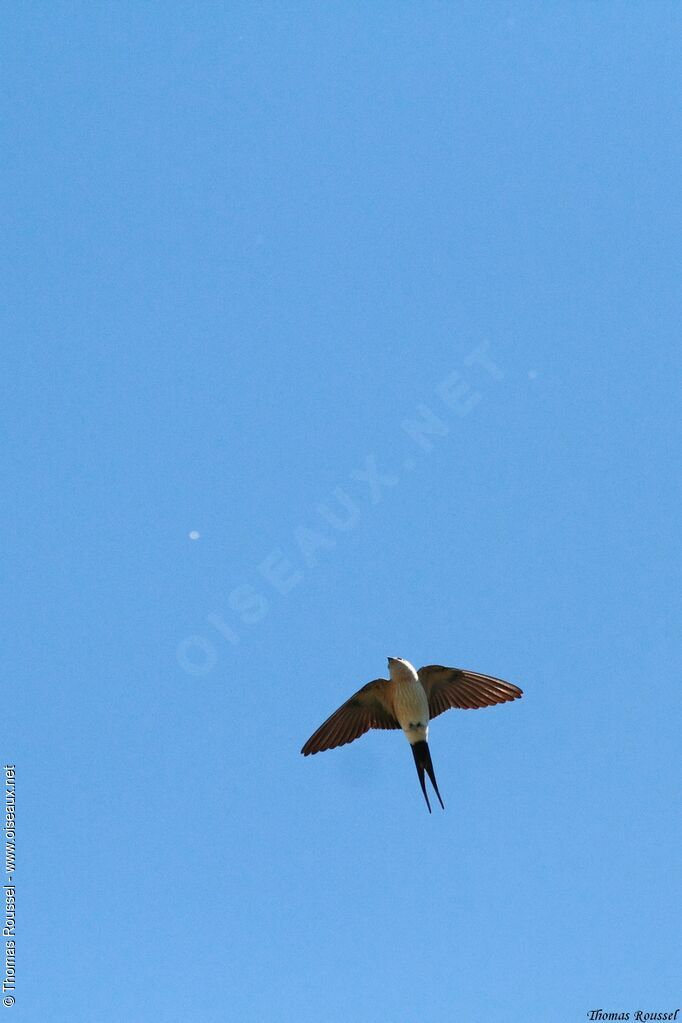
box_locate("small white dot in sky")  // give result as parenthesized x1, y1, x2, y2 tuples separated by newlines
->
(189, 531, 200, 540)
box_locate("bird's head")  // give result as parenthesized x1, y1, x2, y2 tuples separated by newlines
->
(387, 657, 418, 682)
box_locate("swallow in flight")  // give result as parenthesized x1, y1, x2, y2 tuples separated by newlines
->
(301, 656, 523, 812)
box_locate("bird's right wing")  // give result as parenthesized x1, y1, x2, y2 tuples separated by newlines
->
(301, 678, 398, 755)
(418, 665, 523, 718)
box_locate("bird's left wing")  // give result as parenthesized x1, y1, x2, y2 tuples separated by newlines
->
(301, 678, 398, 755)
(418, 665, 523, 718)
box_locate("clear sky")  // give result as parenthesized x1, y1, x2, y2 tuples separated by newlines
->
(4, 4, 682, 1022)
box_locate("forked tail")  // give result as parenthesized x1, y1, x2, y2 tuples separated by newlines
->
(411, 740, 445, 813)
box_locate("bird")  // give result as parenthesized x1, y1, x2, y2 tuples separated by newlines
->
(301, 657, 523, 812)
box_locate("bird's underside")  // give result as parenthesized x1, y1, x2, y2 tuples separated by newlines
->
(300, 665, 523, 755)
(300, 661, 523, 812)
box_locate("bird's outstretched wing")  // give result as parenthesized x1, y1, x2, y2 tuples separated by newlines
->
(418, 665, 523, 718)
(301, 678, 399, 755)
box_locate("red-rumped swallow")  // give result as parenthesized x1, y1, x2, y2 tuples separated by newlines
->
(301, 656, 523, 812)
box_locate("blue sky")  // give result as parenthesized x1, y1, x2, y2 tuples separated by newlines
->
(4, 4, 682, 1022)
